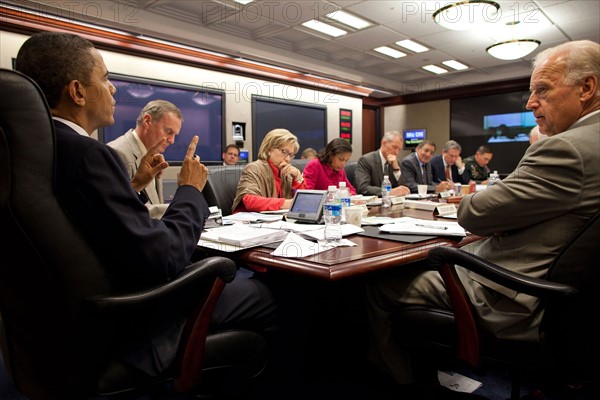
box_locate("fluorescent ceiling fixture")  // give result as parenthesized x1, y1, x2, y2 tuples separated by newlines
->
(486, 39, 541, 60)
(302, 20, 347, 37)
(396, 39, 428, 53)
(233, 0, 254, 4)
(374, 46, 406, 58)
(326, 10, 371, 30)
(422, 65, 448, 74)
(442, 60, 469, 70)
(433, 1, 500, 31)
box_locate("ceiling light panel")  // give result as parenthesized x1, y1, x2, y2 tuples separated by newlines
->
(396, 39, 429, 53)
(422, 65, 448, 74)
(442, 60, 469, 70)
(302, 20, 347, 37)
(326, 10, 371, 30)
(374, 46, 407, 58)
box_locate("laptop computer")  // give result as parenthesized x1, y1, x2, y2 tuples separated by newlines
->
(286, 189, 327, 224)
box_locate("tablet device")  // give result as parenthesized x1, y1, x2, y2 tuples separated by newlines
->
(286, 189, 327, 224)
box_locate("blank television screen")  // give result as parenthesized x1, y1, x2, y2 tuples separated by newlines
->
(99, 74, 225, 165)
(252, 95, 327, 161)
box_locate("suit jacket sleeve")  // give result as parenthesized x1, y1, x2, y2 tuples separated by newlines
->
(56, 124, 208, 286)
(457, 135, 585, 236)
(355, 153, 383, 196)
(400, 155, 419, 193)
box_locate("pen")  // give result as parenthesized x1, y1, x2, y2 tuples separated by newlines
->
(415, 223, 448, 230)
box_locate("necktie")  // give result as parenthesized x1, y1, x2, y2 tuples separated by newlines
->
(445, 164, 451, 181)
(421, 163, 426, 184)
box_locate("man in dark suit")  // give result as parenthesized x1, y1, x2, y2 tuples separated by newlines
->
(15, 31, 277, 377)
(400, 140, 449, 193)
(430, 139, 470, 185)
(355, 130, 411, 196)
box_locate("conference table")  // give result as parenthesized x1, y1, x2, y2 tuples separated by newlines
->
(196, 203, 481, 281)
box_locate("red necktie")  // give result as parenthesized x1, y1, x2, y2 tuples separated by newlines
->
(445, 164, 451, 181)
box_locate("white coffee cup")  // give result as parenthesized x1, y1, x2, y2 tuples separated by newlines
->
(345, 206, 363, 227)
(417, 185, 428, 196)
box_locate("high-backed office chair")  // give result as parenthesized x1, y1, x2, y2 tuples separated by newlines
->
(392, 210, 600, 399)
(343, 161, 357, 188)
(0, 68, 266, 399)
(290, 158, 309, 172)
(203, 165, 245, 216)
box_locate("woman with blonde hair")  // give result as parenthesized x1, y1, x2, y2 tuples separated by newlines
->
(232, 129, 306, 213)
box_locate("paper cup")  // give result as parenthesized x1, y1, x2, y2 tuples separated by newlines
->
(417, 185, 428, 196)
(345, 206, 363, 227)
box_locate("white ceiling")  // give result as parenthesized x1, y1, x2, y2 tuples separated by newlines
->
(7, 0, 600, 98)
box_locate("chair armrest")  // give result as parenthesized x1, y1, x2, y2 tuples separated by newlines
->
(428, 247, 578, 299)
(85, 256, 237, 314)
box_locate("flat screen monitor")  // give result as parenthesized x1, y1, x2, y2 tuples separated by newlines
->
(98, 74, 225, 165)
(287, 190, 327, 224)
(403, 129, 426, 149)
(252, 95, 327, 161)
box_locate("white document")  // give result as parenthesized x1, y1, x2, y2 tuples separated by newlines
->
(271, 232, 356, 258)
(298, 223, 364, 241)
(222, 212, 284, 224)
(378, 217, 466, 237)
(438, 370, 482, 393)
(201, 224, 287, 247)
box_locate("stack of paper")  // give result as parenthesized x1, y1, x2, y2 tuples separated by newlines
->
(379, 217, 466, 237)
(202, 224, 287, 247)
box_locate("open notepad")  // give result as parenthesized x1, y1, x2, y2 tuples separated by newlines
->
(379, 217, 466, 237)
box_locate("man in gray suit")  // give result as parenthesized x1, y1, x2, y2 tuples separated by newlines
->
(367, 40, 600, 397)
(108, 100, 181, 218)
(355, 130, 410, 196)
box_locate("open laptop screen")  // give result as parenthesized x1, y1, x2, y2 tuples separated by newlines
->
(287, 190, 327, 224)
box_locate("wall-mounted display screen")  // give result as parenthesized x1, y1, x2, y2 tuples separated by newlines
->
(451, 90, 532, 175)
(403, 128, 426, 149)
(99, 74, 225, 165)
(252, 95, 327, 161)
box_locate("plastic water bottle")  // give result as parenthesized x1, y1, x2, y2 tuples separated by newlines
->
(381, 175, 392, 208)
(324, 185, 342, 244)
(338, 181, 351, 220)
(488, 170, 500, 187)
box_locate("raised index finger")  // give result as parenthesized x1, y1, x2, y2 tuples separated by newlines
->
(185, 135, 199, 159)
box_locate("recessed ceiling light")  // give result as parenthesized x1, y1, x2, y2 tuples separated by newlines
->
(302, 20, 347, 37)
(442, 60, 469, 70)
(396, 39, 429, 53)
(374, 46, 407, 58)
(326, 10, 371, 30)
(422, 65, 448, 74)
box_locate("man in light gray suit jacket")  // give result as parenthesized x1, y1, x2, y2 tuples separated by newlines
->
(367, 40, 600, 396)
(355, 130, 410, 197)
(108, 100, 181, 218)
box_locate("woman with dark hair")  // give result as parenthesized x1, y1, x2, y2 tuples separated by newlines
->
(302, 138, 356, 194)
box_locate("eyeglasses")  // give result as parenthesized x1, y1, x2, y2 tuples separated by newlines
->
(278, 148, 295, 159)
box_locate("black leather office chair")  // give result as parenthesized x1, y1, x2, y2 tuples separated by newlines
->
(0, 68, 266, 399)
(343, 161, 357, 188)
(204, 166, 245, 216)
(290, 158, 309, 172)
(392, 210, 600, 399)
